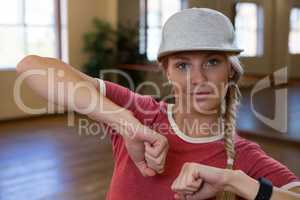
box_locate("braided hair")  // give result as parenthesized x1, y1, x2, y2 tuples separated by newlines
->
(216, 55, 243, 200)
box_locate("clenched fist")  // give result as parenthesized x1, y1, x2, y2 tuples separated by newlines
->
(171, 162, 232, 200)
(123, 124, 169, 177)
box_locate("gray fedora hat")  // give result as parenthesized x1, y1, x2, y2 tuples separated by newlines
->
(157, 8, 243, 61)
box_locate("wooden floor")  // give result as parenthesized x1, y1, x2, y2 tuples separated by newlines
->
(0, 114, 299, 200)
(0, 115, 114, 200)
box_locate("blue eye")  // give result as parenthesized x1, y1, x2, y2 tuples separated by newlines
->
(206, 58, 220, 66)
(177, 63, 191, 71)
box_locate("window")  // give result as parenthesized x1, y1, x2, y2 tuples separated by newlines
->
(289, 7, 300, 54)
(0, 0, 65, 69)
(140, 0, 187, 61)
(234, 2, 264, 57)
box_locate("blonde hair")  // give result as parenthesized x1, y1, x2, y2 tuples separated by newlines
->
(158, 54, 243, 200)
(216, 55, 243, 200)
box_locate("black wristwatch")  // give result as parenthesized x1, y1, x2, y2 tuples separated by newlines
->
(254, 177, 273, 200)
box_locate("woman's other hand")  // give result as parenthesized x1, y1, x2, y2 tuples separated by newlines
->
(171, 162, 231, 200)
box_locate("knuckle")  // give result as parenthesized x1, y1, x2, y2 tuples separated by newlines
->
(171, 185, 176, 191)
(153, 150, 160, 158)
(186, 182, 192, 187)
(178, 185, 185, 191)
(186, 195, 194, 200)
(154, 156, 161, 165)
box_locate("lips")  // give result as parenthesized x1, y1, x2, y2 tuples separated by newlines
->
(190, 91, 212, 101)
(195, 92, 211, 95)
(191, 91, 212, 95)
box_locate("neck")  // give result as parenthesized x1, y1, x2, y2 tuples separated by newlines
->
(172, 103, 222, 138)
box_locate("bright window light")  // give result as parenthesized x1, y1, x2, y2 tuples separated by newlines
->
(140, 0, 187, 61)
(235, 2, 264, 57)
(289, 7, 300, 54)
(0, 0, 60, 69)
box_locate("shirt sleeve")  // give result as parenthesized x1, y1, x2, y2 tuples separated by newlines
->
(95, 78, 160, 124)
(95, 78, 162, 159)
(239, 141, 300, 190)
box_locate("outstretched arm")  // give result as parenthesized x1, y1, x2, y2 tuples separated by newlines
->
(16, 55, 168, 176)
(16, 55, 127, 123)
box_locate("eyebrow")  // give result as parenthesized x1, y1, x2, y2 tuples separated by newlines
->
(172, 56, 191, 61)
(172, 53, 223, 60)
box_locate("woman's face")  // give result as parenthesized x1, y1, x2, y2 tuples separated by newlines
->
(165, 51, 234, 115)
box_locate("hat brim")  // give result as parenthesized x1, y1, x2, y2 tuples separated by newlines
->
(157, 47, 244, 61)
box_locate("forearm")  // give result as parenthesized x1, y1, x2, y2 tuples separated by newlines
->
(88, 97, 146, 139)
(225, 170, 300, 200)
(16, 55, 98, 109)
(16, 55, 142, 136)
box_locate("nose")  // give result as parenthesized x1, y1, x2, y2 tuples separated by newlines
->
(190, 68, 207, 86)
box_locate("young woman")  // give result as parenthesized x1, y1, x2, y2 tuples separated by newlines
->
(16, 8, 300, 200)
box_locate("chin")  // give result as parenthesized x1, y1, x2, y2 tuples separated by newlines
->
(192, 100, 219, 115)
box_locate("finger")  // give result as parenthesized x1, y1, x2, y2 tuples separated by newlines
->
(135, 160, 156, 177)
(186, 194, 199, 200)
(145, 150, 167, 172)
(172, 181, 199, 193)
(174, 193, 181, 200)
(187, 183, 217, 200)
(171, 178, 179, 191)
(185, 176, 203, 189)
(145, 157, 164, 174)
(177, 193, 187, 200)
(176, 175, 200, 192)
(174, 187, 198, 194)
(145, 142, 162, 158)
(182, 174, 197, 190)
(145, 143, 168, 166)
(144, 140, 168, 158)
(145, 154, 162, 173)
(157, 148, 168, 172)
(174, 193, 186, 200)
